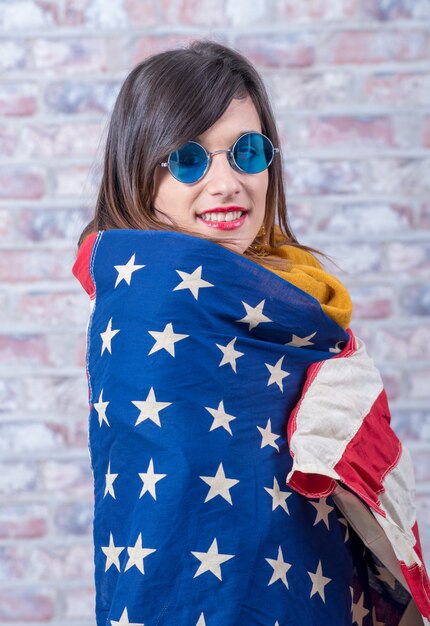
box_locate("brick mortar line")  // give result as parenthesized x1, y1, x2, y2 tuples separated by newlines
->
(0, 21, 429, 36)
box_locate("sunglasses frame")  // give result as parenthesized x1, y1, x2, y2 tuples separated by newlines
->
(160, 131, 280, 184)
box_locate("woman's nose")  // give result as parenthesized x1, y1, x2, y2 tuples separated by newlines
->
(205, 151, 241, 196)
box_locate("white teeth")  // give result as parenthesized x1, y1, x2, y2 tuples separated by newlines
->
(200, 211, 243, 222)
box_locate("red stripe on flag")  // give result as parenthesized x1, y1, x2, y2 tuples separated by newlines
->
(72, 232, 97, 299)
(334, 389, 401, 513)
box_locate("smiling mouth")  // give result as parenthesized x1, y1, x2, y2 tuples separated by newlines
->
(196, 210, 248, 230)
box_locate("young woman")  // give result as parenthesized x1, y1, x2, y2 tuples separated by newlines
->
(72, 40, 429, 626)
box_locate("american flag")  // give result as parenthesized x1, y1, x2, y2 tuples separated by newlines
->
(72, 229, 429, 625)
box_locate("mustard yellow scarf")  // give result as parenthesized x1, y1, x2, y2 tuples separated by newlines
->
(267, 227, 353, 329)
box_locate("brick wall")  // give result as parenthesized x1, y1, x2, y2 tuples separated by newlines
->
(0, 0, 429, 623)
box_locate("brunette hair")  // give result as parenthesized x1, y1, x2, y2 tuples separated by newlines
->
(77, 39, 320, 270)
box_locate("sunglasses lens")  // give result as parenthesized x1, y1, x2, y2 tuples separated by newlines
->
(169, 142, 208, 183)
(233, 132, 274, 174)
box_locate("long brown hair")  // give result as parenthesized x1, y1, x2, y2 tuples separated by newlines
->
(77, 39, 321, 271)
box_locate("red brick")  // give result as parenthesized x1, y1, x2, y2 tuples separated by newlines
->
(0, 335, 50, 367)
(379, 369, 402, 402)
(287, 202, 315, 236)
(296, 115, 396, 148)
(0, 123, 18, 157)
(54, 500, 93, 536)
(124, 0, 158, 26)
(274, 0, 358, 20)
(285, 159, 363, 194)
(386, 242, 430, 277)
(0, 1, 59, 30)
(64, 586, 96, 618)
(271, 71, 355, 110)
(410, 447, 430, 482)
(44, 80, 120, 115)
(317, 202, 413, 236)
(22, 376, 88, 413)
(0, 503, 48, 539)
(0, 249, 74, 282)
(0, 378, 20, 413)
(318, 242, 383, 275)
(16, 207, 91, 241)
(364, 72, 430, 107)
(407, 368, 430, 400)
(236, 34, 316, 68)
(0, 462, 37, 496)
(16, 290, 89, 325)
(0, 208, 14, 236)
(41, 460, 92, 493)
(399, 283, 430, 317)
(0, 542, 93, 581)
(0, 167, 45, 199)
(423, 117, 430, 148)
(0, 40, 28, 72)
(0, 590, 54, 620)
(32, 38, 107, 72)
(363, 0, 430, 20)
(64, 0, 128, 28)
(160, 0, 227, 25)
(416, 494, 430, 558)
(132, 34, 198, 64)
(16, 121, 104, 159)
(53, 165, 98, 197)
(324, 30, 429, 64)
(369, 325, 430, 361)
(419, 202, 430, 228)
(391, 409, 430, 443)
(368, 158, 426, 194)
(349, 284, 394, 320)
(47, 332, 87, 368)
(0, 421, 69, 456)
(0, 83, 38, 117)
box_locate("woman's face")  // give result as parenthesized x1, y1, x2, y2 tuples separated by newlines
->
(152, 96, 269, 255)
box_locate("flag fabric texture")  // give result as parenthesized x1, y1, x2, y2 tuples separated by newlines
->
(72, 229, 429, 626)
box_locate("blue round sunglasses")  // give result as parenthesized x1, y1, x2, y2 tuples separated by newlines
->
(160, 131, 280, 184)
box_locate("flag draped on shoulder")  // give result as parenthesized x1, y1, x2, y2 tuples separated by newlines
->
(72, 229, 429, 626)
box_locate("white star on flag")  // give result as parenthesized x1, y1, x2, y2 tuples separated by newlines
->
(191, 537, 235, 581)
(138, 458, 167, 500)
(199, 462, 240, 505)
(148, 322, 189, 357)
(375, 564, 396, 590)
(104, 460, 118, 498)
(102, 532, 125, 572)
(265, 546, 292, 589)
(205, 400, 237, 435)
(124, 533, 156, 574)
(110, 607, 144, 626)
(236, 299, 272, 330)
(310, 498, 334, 530)
(286, 331, 316, 347)
(265, 355, 290, 391)
(264, 477, 292, 514)
(101, 317, 120, 355)
(329, 341, 343, 354)
(308, 560, 331, 602)
(216, 337, 244, 373)
(372, 607, 385, 626)
(196, 614, 206, 626)
(94, 389, 110, 427)
(352, 591, 369, 626)
(114, 254, 145, 287)
(173, 266, 214, 300)
(131, 387, 172, 427)
(257, 418, 281, 452)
